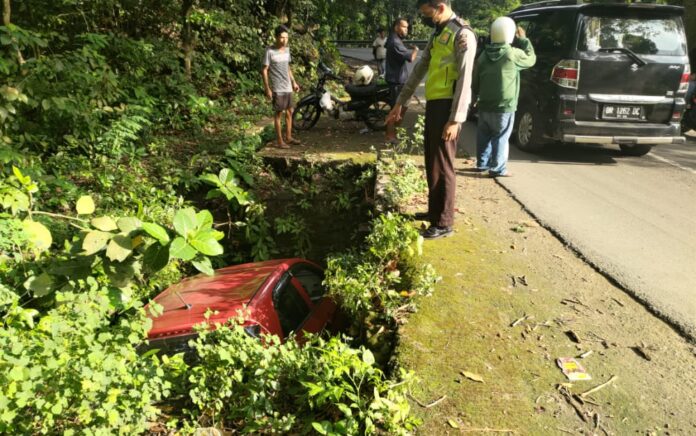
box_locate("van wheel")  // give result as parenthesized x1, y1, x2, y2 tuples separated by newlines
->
(619, 144, 652, 156)
(513, 108, 544, 152)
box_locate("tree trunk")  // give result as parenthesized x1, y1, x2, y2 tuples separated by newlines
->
(3, 0, 25, 66)
(181, 0, 195, 79)
(3, 0, 10, 26)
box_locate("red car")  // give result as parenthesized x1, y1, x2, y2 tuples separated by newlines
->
(145, 259, 337, 355)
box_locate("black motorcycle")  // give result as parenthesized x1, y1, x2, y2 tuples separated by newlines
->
(293, 62, 392, 131)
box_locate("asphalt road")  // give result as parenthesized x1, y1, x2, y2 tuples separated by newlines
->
(458, 124, 696, 340)
(340, 46, 696, 339)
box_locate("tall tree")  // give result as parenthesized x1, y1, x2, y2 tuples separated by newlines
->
(3, 0, 25, 65)
(182, 0, 195, 79)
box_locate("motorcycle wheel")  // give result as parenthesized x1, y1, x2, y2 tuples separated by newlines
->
(293, 100, 321, 131)
(363, 100, 392, 131)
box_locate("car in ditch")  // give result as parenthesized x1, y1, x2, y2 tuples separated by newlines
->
(508, 0, 690, 156)
(144, 258, 337, 355)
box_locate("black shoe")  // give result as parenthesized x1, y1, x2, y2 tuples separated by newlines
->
(421, 225, 453, 239)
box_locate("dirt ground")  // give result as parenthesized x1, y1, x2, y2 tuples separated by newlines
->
(259, 102, 696, 436)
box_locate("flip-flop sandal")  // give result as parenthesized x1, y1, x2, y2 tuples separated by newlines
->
(276, 143, 290, 149)
(287, 138, 302, 145)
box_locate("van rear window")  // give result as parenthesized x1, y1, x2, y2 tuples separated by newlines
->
(578, 13, 686, 56)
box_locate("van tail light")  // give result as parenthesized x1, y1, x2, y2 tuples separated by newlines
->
(672, 111, 682, 122)
(678, 64, 690, 94)
(551, 60, 580, 89)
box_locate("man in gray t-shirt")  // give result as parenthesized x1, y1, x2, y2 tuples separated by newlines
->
(262, 25, 301, 148)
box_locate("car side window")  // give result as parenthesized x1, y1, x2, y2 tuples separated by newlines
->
(273, 277, 311, 337)
(524, 12, 570, 54)
(292, 265, 326, 302)
(516, 18, 536, 38)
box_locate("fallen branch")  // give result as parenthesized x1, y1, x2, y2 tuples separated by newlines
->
(581, 375, 618, 398)
(510, 314, 533, 327)
(425, 395, 447, 409)
(408, 394, 447, 409)
(558, 385, 589, 423)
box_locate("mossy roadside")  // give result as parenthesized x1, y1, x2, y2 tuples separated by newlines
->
(398, 168, 696, 435)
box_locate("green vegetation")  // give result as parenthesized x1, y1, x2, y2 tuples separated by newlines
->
(10, 0, 685, 433)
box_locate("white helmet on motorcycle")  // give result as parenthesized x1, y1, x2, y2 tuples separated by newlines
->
(491, 16, 516, 44)
(353, 65, 374, 86)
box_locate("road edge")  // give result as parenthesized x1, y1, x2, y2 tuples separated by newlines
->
(494, 178, 696, 345)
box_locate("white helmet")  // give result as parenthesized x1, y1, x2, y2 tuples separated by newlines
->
(353, 65, 374, 85)
(491, 17, 516, 44)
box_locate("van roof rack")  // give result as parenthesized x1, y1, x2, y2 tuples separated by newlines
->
(512, 0, 584, 12)
(512, 0, 677, 13)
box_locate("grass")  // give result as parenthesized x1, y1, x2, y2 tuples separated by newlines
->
(397, 214, 696, 434)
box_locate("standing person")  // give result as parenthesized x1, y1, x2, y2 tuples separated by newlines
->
(372, 28, 387, 77)
(385, 17, 419, 143)
(385, 0, 477, 240)
(473, 17, 536, 177)
(261, 25, 301, 149)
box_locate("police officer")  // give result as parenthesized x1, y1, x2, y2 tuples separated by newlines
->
(386, 0, 477, 239)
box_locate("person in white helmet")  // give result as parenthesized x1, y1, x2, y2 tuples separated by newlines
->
(473, 17, 536, 177)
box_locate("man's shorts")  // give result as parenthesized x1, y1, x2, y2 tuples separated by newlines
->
(272, 92, 293, 112)
(387, 82, 408, 108)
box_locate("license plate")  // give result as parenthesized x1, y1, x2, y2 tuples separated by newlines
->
(602, 105, 643, 120)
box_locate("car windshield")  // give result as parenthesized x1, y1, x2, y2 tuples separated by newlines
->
(578, 13, 686, 56)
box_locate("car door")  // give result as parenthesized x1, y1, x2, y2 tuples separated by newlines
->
(289, 263, 336, 336)
(271, 273, 312, 339)
(514, 10, 576, 135)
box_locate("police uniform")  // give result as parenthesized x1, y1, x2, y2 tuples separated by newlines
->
(395, 15, 477, 231)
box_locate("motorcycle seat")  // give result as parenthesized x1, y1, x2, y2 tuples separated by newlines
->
(345, 83, 378, 98)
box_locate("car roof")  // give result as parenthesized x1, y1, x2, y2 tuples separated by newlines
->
(147, 259, 294, 338)
(511, 0, 683, 15)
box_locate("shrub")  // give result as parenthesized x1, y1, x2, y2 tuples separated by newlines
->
(181, 319, 421, 435)
(0, 289, 174, 434)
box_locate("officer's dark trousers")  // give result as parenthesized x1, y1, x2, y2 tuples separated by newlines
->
(424, 99, 458, 228)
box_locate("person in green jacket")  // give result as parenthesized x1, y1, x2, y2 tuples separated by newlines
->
(473, 16, 536, 177)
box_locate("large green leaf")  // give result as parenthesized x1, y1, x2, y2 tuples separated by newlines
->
(91, 216, 118, 232)
(82, 231, 112, 255)
(169, 236, 196, 261)
(106, 234, 133, 262)
(173, 208, 197, 238)
(192, 257, 214, 276)
(195, 210, 214, 230)
(190, 233, 224, 256)
(219, 168, 235, 184)
(105, 259, 138, 288)
(117, 217, 142, 234)
(76, 195, 95, 215)
(23, 273, 54, 297)
(142, 222, 170, 245)
(48, 258, 92, 279)
(143, 243, 170, 273)
(22, 220, 53, 253)
(199, 173, 221, 187)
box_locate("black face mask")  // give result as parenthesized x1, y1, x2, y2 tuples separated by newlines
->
(420, 15, 435, 28)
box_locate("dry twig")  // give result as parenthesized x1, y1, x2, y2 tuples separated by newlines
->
(581, 375, 618, 398)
